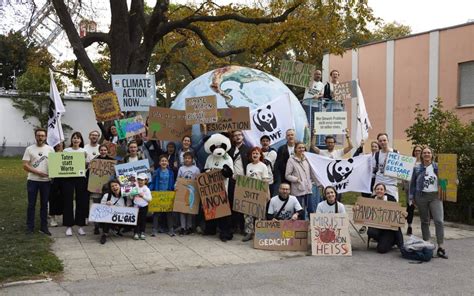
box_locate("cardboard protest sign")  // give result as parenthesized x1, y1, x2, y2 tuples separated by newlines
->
(185, 95, 218, 125)
(112, 74, 157, 111)
(149, 191, 176, 212)
(196, 170, 231, 220)
(383, 152, 416, 181)
(148, 107, 192, 141)
(333, 80, 357, 101)
(353, 197, 406, 230)
(91, 91, 122, 122)
(437, 154, 458, 202)
(89, 204, 138, 226)
(310, 213, 352, 256)
(313, 111, 347, 135)
(87, 159, 117, 193)
(115, 160, 150, 196)
(173, 178, 200, 214)
(279, 60, 316, 88)
(253, 220, 309, 251)
(114, 115, 146, 140)
(205, 107, 251, 132)
(48, 152, 86, 178)
(102, 141, 117, 158)
(118, 171, 138, 196)
(233, 175, 269, 219)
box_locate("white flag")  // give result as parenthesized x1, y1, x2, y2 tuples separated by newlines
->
(355, 83, 371, 147)
(47, 71, 66, 147)
(305, 152, 372, 193)
(243, 93, 295, 147)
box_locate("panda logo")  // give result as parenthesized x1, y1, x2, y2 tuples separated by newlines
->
(327, 158, 354, 183)
(253, 105, 277, 132)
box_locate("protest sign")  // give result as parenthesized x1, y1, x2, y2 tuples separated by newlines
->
(254, 220, 309, 251)
(185, 95, 218, 125)
(148, 107, 192, 141)
(91, 91, 122, 122)
(149, 191, 176, 212)
(114, 115, 146, 140)
(103, 141, 117, 158)
(313, 111, 347, 135)
(438, 154, 458, 202)
(87, 159, 116, 193)
(310, 213, 352, 256)
(173, 178, 200, 214)
(196, 170, 231, 220)
(383, 152, 416, 181)
(233, 175, 269, 219)
(205, 107, 251, 132)
(111, 74, 157, 111)
(333, 80, 357, 101)
(48, 152, 86, 178)
(279, 60, 316, 88)
(118, 171, 138, 196)
(115, 160, 150, 196)
(353, 197, 406, 230)
(89, 204, 138, 226)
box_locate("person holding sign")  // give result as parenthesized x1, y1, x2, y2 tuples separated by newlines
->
(132, 173, 152, 240)
(176, 152, 200, 235)
(267, 183, 303, 221)
(372, 133, 399, 201)
(48, 142, 65, 228)
(316, 186, 346, 214)
(100, 179, 127, 244)
(177, 136, 198, 168)
(410, 146, 448, 259)
(310, 132, 353, 160)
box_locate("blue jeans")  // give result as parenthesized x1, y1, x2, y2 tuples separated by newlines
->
(26, 180, 50, 231)
(308, 185, 322, 214)
(296, 194, 312, 220)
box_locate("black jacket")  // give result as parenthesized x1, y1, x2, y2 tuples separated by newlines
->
(275, 143, 291, 184)
(228, 144, 249, 175)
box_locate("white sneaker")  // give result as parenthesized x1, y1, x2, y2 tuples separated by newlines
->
(133, 233, 139, 240)
(77, 227, 86, 236)
(66, 227, 73, 236)
(50, 216, 58, 227)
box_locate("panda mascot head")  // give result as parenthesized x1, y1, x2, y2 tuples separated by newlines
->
(203, 133, 233, 178)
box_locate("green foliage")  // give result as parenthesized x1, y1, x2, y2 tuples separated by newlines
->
(0, 31, 30, 89)
(371, 21, 412, 42)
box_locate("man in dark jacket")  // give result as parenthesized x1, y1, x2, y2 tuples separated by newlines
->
(275, 129, 296, 185)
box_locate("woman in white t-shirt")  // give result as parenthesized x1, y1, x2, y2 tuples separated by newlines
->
(316, 186, 346, 214)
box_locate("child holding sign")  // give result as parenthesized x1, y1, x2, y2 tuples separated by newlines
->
(132, 173, 152, 240)
(176, 152, 200, 235)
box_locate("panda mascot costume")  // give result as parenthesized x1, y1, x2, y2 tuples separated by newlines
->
(202, 133, 234, 242)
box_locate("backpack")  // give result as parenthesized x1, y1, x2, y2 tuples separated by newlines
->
(400, 247, 433, 262)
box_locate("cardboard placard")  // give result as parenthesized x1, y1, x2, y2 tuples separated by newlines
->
(88, 204, 138, 226)
(91, 91, 122, 122)
(48, 152, 86, 178)
(148, 107, 192, 141)
(185, 95, 218, 125)
(196, 170, 231, 220)
(383, 152, 416, 181)
(253, 220, 309, 251)
(310, 213, 352, 256)
(279, 60, 316, 88)
(313, 111, 347, 135)
(173, 178, 200, 214)
(233, 175, 269, 219)
(111, 74, 157, 111)
(353, 197, 407, 230)
(87, 159, 117, 193)
(114, 115, 146, 140)
(102, 141, 117, 158)
(115, 160, 151, 196)
(149, 191, 176, 212)
(333, 80, 357, 101)
(437, 154, 458, 202)
(205, 107, 251, 132)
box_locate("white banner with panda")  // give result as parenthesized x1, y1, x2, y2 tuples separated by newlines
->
(304, 152, 372, 194)
(243, 94, 295, 147)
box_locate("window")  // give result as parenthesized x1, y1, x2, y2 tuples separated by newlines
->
(459, 61, 474, 106)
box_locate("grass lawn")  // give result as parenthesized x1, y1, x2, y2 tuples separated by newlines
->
(0, 157, 62, 283)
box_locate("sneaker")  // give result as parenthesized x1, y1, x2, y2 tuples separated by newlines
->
(178, 229, 185, 236)
(242, 233, 253, 242)
(100, 234, 107, 244)
(437, 247, 448, 259)
(168, 231, 175, 237)
(140, 233, 146, 240)
(133, 233, 139, 240)
(406, 226, 413, 236)
(65, 227, 73, 236)
(39, 228, 52, 236)
(94, 227, 100, 235)
(77, 227, 86, 236)
(50, 217, 58, 227)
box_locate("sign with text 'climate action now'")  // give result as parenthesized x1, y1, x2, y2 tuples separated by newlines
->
(112, 74, 157, 111)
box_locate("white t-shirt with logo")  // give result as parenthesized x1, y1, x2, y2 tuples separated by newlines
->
(373, 150, 398, 188)
(246, 162, 269, 181)
(316, 201, 346, 214)
(319, 149, 344, 159)
(22, 144, 54, 182)
(267, 195, 302, 220)
(84, 144, 99, 163)
(423, 164, 438, 192)
(262, 149, 277, 184)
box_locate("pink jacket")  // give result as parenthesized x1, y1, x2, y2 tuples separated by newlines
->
(285, 155, 318, 196)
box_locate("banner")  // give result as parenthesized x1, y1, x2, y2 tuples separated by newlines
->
(88, 204, 138, 226)
(353, 197, 406, 230)
(305, 153, 372, 193)
(205, 107, 251, 132)
(115, 160, 150, 196)
(310, 213, 352, 256)
(149, 191, 176, 212)
(383, 152, 416, 181)
(112, 74, 157, 111)
(438, 154, 458, 202)
(279, 60, 316, 88)
(233, 175, 269, 219)
(114, 115, 146, 140)
(333, 80, 357, 102)
(87, 159, 117, 193)
(254, 220, 309, 251)
(91, 91, 122, 122)
(196, 170, 231, 220)
(148, 107, 192, 141)
(173, 178, 200, 214)
(47, 70, 65, 148)
(48, 152, 86, 178)
(313, 111, 347, 135)
(243, 94, 295, 147)
(185, 95, 218, 125)
(354, 83, 372, 147)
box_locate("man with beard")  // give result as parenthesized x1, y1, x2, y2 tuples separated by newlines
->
(84, 130, 100, 164)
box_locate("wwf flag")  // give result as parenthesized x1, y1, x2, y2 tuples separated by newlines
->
(47, 71, 66, 148)
(305, 152, 372, 194)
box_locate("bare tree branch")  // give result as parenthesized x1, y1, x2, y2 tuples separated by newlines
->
(177, 61, 196, 80)
(81, 32, 111, 48)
